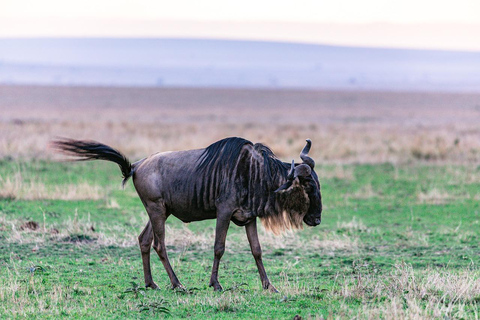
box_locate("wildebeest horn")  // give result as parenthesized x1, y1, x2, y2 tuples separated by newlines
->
(274, 160, 295, 193)
(300, 139, 315, 169)
(287, 160, 295, 180)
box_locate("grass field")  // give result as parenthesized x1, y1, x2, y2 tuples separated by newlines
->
(1, 160, 479, 319)
(0, 86, 480, 319)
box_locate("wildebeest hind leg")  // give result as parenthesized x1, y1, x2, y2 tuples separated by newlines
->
(209, 214, 231, 291)
(138, 220, 158, 289)
(245, 219, 278, 293)
(146, 201, 183, 289)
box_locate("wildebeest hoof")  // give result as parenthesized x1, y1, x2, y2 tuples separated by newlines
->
(172, 283, 186, 291)
(210, 283, 223, 291)
(146, 282, 159, 290)
(266, 284, 279, 293)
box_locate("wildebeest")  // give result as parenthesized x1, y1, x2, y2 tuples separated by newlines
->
(52, 137, 322, 292)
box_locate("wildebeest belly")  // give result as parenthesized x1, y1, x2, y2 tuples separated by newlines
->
(167, 205, 217, 223)
(231, 209, 255, 226)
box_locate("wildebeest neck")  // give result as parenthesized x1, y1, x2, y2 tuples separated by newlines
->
(190, 137, 290, 215)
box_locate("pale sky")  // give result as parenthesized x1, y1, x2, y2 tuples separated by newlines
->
(1, 0, 480, 50)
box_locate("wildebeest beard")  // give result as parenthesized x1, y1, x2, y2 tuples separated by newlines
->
(263, 179, 310, 234)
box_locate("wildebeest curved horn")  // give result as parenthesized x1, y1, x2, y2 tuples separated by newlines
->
(300, 139, 315, 169)
(274, 160, 295, 193)
(287, 160, 295, 180)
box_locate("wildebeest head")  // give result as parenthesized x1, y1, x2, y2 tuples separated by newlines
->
(275, 139, 322, 227)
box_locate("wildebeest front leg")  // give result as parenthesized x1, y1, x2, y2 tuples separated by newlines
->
(245, 219, 279, 293)
(209, 215, 231, 291)
(146, 201, 183, 289)
(138, 220, 158, 289)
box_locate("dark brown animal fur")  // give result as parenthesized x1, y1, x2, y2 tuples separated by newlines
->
(51, 137, 322, 292)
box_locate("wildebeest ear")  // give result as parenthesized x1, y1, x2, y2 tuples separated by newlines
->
(294, 164, 312, 178)
(274, 180, 293, 193)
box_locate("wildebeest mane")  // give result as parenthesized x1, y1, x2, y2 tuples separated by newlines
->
(196, 137, 252, 177)
(252, 143, 287, 180)
(193, 137, 304, 233)
(192, 137, 252, 210)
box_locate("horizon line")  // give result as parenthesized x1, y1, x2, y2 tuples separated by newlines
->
(2, 36, 480, 54)
(1, 19, 480, 52)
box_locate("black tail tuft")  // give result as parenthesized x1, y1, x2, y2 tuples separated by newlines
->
(51, 138, 133, 187)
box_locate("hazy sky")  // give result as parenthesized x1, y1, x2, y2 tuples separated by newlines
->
(1, 0, 480, 50)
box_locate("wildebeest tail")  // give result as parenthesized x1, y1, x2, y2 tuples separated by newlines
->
(51, 138, 133, 187)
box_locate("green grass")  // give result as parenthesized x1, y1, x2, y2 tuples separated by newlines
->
(1, 160, 480, 318)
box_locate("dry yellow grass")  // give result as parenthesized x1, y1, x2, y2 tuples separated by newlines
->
(1, 85, 480, 164)
(417, 188, 472, 205)
(336, 262, 480, 319)
(0, 209, 145, 247)
(0, 206, 360, 255)
(417, 188, 452, 205)
(337, 217, 369, 233)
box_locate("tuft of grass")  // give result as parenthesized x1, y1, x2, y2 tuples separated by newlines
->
(337, 217, 369, 233)
(123, 282, 146, 298)
(417, 188, 452, 204)
(137, 301, 171, 315)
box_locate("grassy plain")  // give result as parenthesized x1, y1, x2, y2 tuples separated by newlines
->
(0, 86, 480, 318)
(1, 161, 479, 319)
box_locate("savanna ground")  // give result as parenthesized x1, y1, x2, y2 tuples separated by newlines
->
(0, 86, 479, 319)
